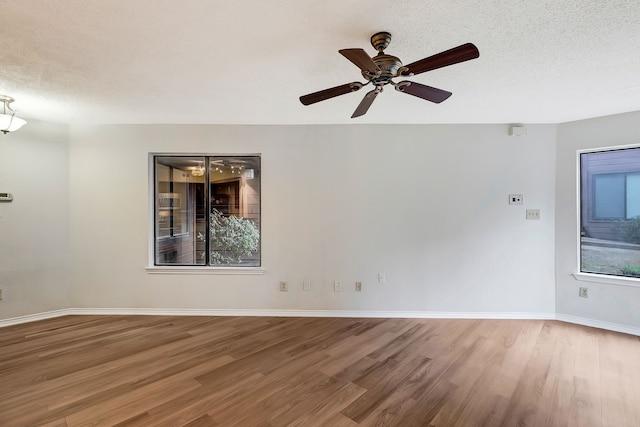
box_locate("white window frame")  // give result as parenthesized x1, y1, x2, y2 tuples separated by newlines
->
(146, 153, 265, 275)
(574, 144, 640, 288)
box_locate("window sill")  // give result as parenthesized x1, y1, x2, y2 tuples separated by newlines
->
(573, 272, 640, 288)
(146, 266, 265, 275)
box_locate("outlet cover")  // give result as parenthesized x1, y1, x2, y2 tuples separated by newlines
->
(355, 281, 362, 292)
(509, 194, 523, 205)
(579, 287, 588, 298)
(303, 280, 311, 291)
(279, 281, 288, 292)
(334, 281, 342, 292)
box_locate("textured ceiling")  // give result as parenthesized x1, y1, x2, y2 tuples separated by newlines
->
(1, 0, 640, 125)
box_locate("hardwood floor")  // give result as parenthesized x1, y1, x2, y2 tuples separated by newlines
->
(0, 315, 639, 426)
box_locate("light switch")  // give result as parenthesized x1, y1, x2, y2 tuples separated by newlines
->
(526, 209, 540, 220)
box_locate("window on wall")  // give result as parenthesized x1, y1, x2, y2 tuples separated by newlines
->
(580, 147, 640, 278)
(153, 155, 261, 267)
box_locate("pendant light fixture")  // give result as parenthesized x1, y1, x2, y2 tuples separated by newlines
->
(0, 95, 27, 134)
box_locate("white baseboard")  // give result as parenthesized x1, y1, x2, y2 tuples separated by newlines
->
(0, 308, 554, 328)
(1, 308, 637, 336)
(66, 308, 557, 320)
(0, 309, 71, 328)
(555, 313, 640, 336)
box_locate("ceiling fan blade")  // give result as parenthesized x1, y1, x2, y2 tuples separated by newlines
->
(300, 82, 363, 106)
(339, 49, 380, 74)
(395, 81, 452, 103)
(402, 43, 479, 76)
(351, 89, 379, 118)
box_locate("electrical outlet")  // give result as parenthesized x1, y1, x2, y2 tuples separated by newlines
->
(378, 273, 386, 283)
(526, 209, 540, 220)
(355, 281, 362, 292)
(0, 288, 3, 300)
(279, 281, 288, 292)
(303, 280, 311, 291)
(579, 287, 588, 298)
(334, 281, 342, 292)
(509, 194, 523, 205)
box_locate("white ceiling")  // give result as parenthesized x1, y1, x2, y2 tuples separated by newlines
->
(1, 0, 640, 126)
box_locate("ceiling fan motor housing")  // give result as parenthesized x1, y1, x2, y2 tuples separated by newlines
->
(365, 53, 403, 86)
(365, 32, 403, 86)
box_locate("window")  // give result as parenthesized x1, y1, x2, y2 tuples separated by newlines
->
(580, 147, 640, 278)
(153, 155, 260, 267)
(592, 173, 640, 219)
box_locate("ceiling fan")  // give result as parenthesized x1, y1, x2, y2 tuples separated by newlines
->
(299, 32, 479, 118)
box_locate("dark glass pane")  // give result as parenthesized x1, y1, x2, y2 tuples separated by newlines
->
(208, 156, 260, 267)
(155, 156, 206, 265)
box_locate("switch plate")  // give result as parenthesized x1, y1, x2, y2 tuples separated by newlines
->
(355, 281, 362, 292)
(526, 209, 540, 220)
(378, 273, 385, 283)
(509, 194, 523, 205)
(334, 281, 342, 292)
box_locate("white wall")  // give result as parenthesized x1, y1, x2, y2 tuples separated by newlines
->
(69, 123, 557, 315)
(556, 111, 640, 327)
(0, 120, 71, 320)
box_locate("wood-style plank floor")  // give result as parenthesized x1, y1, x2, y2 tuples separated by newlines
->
(0, 315, 639, 426)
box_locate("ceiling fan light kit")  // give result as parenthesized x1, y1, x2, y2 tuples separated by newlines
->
(0, 95, 27, 134)
(299, 32, 479, 118)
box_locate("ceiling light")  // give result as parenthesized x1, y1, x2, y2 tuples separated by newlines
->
(191, 166, 205, 177)
(0, 95, 27, 134)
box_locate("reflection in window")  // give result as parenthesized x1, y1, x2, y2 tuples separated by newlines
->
(154, 155, 260, 267)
